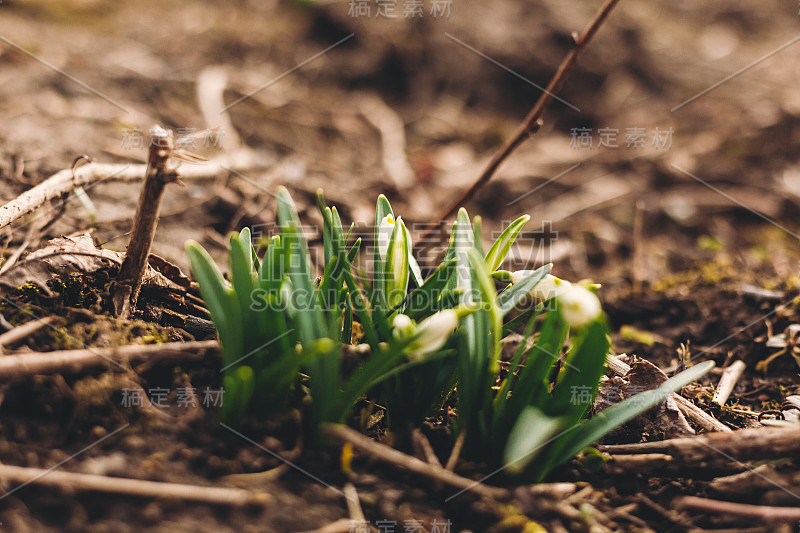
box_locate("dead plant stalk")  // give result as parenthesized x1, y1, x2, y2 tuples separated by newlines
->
(110, 127, 200, 318)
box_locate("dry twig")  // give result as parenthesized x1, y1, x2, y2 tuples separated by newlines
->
(412, 428, 443, 468)
(0, 151, 262, 232)
(343, 483, 367, 525)
(421, 0, 622, 239)
(197, 65, 243, 152)
(0, 463, 268, 506)
(114, 376, 203, 424)
(604, 453, 674, 473)
(322, 423, 509, 500)
(635, 494, 689, 528)
(444, 429, 466, 472)
(712, 360, 746, 407)
(599, 425, 800, 467)
(0, 340, 218, 380)
(631, 199, 645, 296)
(0, 316, 57, 351)
(676, 496, 800, 523)
(708, 464, 796, 496)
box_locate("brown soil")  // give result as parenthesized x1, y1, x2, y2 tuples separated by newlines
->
(2, 0, 800, 531)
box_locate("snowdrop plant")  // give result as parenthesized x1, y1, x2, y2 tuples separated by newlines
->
(185, 188, 477, 433)
(445, 208, 714, 480)
(185, 187, 713, 478)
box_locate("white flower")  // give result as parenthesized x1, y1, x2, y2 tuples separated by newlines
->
(510, 272, 571, 301)
(509, 270, 534, 285)
(511, 271, 602, 327)
(393, 310, 460, 361)
(392, 313, 414, 338)
(557, 284, 602, 328)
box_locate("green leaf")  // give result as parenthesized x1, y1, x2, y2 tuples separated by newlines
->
(546, 320, 610, 419)
(455, 248, 503, 451)
(321, 206, 334, 267)
(276, 186, 304, 231)
(221, 365, 255, 426)
(497, 264, 552, 316)
(401, 221, 423, 287)
(185, 241, 243, 368)
(472, 215, 485, 257)
(221, 374, 239, 423)
(503, 311, 568, 422)
(485, 215, 530, 273)
(282, 223, 325, 344)
(235, 365, 256, 411)
(258, 235, 284, 295)
(503, 407, 564, 475)
(276, 187, 327, 344)
(342, 289, 353, 343)
(347, 238, 361, 263)
(341, 267, 380, 350)
(401, 259, 456, 319)
(304, 337, 341, 425)
(339, 343, 409, 416)
(372, 195, 394, 314)
(502, 304, 542, 336)
(442, 220, 460, 293)
(467, 248, 502, 364)
(229, 232, 256, 312)
(384, 217, 410, 311)
(491, 310, 539, 435)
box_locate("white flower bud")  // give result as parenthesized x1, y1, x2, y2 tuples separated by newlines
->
(392, 313, 414, 338)
(557, 284, 602, 328)
(404, 310, 459, 361)
(378, 214, 395, 262)
(510, 272, 571, 301)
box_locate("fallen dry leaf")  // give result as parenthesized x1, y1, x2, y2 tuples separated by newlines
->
(0, 233, 186, 297)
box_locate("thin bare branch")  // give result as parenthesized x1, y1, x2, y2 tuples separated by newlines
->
(421, 0, 622, 240)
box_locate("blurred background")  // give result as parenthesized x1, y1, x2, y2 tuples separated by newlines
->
(1, 0, 800, 296)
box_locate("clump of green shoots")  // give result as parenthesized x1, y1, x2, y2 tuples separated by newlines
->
(186, 187, 713, 480)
